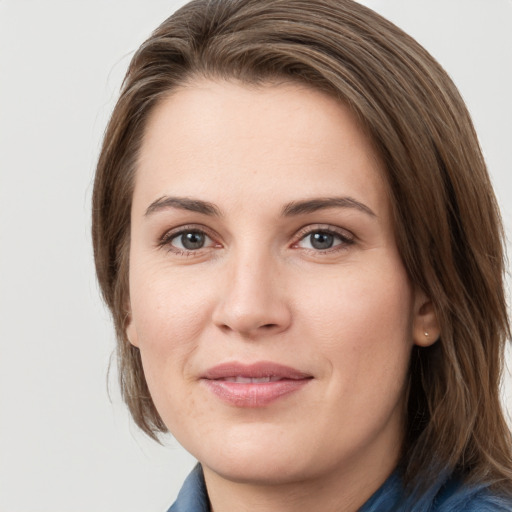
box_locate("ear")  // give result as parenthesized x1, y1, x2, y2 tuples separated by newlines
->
(125, 309, 140, 348)
(412, 288, 440, 347)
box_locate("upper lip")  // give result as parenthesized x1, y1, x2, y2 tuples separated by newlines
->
(202, 361, 312, 380)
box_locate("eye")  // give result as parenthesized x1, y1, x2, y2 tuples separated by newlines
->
(160, 228, 217, 253)
(296, 228, 353, 251)
(175, 231, 209, 250)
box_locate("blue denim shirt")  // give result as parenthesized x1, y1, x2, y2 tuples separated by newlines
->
(167, 464, 512, 511)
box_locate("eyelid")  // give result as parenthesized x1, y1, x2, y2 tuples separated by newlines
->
(157, 224, 221, 252)
(292, 224, 355, 250)
(156, 223, 354, 254)
(294, 224, 354, 240)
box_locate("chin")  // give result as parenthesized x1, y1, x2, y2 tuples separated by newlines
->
(191, 429, 338, 486)
(179, 425, 310, 484)
(206, 454, 312, 486)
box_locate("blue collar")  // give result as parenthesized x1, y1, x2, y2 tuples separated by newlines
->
(167, 463, 511, 511)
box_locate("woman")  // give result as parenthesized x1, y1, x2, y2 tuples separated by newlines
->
(92, 0, 512, 510)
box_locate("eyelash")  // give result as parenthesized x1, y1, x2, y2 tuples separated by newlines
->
(158, 224, 355, 256)
(158, 225, 218, 256)
(293, 225, 355, 253)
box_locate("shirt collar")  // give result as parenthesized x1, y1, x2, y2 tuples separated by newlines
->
(167, 464, 210, 512)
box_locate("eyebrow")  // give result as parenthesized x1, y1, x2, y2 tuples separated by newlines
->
(281, 197, 376, 217)
(145, 196, 222, 217)
(144, 195, 375, 218)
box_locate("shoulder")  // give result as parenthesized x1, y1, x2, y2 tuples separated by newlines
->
(432, 477, 512, 512)
(361, 470, 512, 512)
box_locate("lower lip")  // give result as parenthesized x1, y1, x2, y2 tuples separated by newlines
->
(202, 379, 311, 407)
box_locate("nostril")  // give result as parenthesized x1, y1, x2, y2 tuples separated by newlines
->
(212, 298, 292, 336)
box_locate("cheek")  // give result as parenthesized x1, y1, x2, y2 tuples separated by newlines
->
(296, 259, 414, 381)
(128, 272, 211, 427)
(127, 263, 217, 414)
(129, 261, 212, 351)
(298, 263, 414, 450)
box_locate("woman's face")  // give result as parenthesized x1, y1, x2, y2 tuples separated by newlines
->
(127, 80, 434, 487)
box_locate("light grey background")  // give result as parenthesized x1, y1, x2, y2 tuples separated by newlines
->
(0, 1, 511, 511)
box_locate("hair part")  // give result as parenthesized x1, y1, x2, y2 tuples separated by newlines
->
(92, 0, 512, 498)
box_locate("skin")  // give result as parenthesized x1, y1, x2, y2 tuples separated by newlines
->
(127, 80, 439, 512)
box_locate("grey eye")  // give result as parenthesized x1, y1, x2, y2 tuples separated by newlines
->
(180, 231, 205, 250)
(173, 231, 209, 250)
(309, 232, 335, 250)
(296, 229, 352, 251)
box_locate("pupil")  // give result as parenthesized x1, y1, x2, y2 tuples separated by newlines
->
(181, 231, 205, 250)
(311, 232, 334, 250)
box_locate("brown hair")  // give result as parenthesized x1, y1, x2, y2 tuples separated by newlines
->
(92, 0, 512, 498)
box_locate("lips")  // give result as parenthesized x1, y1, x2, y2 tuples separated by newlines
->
(219, 376, 283, 383)
(201, 362, 312, 407)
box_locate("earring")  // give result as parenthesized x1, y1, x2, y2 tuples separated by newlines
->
(424, 331, 429, 338)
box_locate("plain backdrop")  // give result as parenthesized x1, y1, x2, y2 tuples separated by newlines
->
(1, 1, 511, 511)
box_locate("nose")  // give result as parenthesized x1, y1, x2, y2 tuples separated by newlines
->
(212, 251, 292, 338)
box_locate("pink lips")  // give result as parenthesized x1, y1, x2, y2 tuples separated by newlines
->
(201, 362, 312, 407)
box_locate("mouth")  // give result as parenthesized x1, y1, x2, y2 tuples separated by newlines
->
(201, 361, 313, 408)
(217, 376, 285, 383)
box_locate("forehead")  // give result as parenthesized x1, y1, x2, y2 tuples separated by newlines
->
(134, 79, 389, 216)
